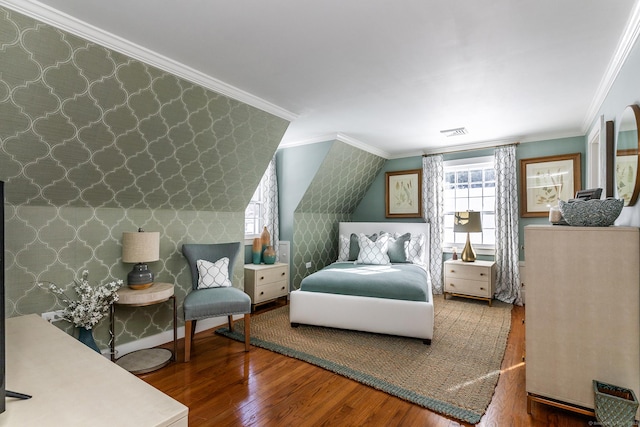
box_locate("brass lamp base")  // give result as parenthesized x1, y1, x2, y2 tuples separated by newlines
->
(461, 233, 476, 262)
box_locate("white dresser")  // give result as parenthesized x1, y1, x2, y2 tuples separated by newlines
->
(525, 225, 640, 417)
(244, 263, 289, 310)
(1, 314, 188, 426)
(443, 259, 496, 306)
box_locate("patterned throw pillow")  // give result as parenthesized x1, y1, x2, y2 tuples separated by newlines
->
(380, 231, 411, 263)
(406, 233, 425, 264)
(356, 233, 390, 265)
(349, 233, 377, 261)
(337, 234, 350, 261)
(196, 257, 232, 289)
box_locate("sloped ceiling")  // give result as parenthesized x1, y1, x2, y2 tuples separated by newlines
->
(0, 7, 289, 210)
(2, 0, 638, 157)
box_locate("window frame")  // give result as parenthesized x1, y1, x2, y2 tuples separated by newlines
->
(442, 156, 496, 255)
(244, 184, 264, 242)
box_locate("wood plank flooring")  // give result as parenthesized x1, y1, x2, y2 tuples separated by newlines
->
(141, 302, 596, 426)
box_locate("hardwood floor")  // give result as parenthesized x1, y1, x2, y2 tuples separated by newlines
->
(141, 302, 596, 426)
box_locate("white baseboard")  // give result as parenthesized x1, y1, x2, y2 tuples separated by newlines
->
(104, 314, 242, 359)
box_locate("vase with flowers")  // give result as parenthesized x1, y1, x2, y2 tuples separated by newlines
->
(39, 270, 123, 352)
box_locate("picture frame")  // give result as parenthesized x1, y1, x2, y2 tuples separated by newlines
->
(615, 149, 638, 205)
(385, 169, 422, 218)
(520, 153, 581, 217)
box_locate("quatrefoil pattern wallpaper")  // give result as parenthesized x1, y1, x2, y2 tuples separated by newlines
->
(0, 7, 288, 348)
(292, 141, 385, 288)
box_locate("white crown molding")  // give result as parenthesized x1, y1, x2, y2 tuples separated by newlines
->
(279, 132, 391, 159)
(0, 0, 298, 122)
(582, 0, 640, 132)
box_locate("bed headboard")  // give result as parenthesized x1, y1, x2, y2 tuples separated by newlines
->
(338, 222, 430, 266)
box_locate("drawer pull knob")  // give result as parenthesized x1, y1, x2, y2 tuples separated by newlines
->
(281, 286, 285, 290)
(449, 283, 455, 287)
(260, 276, 265, 280)
(480, 273, 485, 276)
(450, 269, 455, 273)
(480, 287, 485, 290)
(260, 291, 264, 295)
(281, 272, 286, 276)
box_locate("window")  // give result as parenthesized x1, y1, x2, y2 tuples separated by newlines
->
(245, 184, 263, 237)
(443, 156, 495, 251)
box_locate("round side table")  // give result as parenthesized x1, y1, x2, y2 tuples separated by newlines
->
(110, 282, 177, 374)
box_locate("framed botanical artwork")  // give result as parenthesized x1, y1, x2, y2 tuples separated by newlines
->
(615, 149, 638, 205)
(385, 169, 422, 218)
(520, 153, 581, 217)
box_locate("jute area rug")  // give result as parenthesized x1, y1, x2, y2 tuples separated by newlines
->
(217, 295, 512, 424)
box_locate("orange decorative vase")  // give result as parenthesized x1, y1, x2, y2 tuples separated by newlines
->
(260, 226, 271, 262)
(252, 238, 262, 264)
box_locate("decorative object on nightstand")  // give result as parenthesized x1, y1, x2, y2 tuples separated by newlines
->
(444, 259, 496, 306)
(454, 211, 482, 262)
(260, 226, 271, 262)
(110, 282, 177, 373)
(252, 237, 262, 264)
(122, 228, 160, 289)
(244, 263, 288, 311)
(263, 246, 276, 264)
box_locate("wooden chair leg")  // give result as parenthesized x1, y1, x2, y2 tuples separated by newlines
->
(228, 315, 233, 331)
(184, 320, 193, 362)
(244, 313, 250, 352)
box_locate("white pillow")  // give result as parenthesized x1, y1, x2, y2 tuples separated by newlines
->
(407, 233, 425, 264)
(197, 257, 232, 289)
(337, 234, 350, 261)
(356, 233, 390, 265)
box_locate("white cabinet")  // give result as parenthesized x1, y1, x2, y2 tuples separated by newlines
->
(443, 259, 496, 306)
(244, 263, 288, 310)
(525, 225, 640, 417)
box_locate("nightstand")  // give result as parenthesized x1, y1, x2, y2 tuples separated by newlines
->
(444, 259, 496, 306)
(110, 282, 177, 374)
(244, 263, 288, 310)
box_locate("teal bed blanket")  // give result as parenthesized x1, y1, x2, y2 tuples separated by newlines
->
(299, 262, 429, 302)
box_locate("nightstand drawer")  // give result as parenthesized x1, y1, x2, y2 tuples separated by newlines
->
(445, 277, 491, 298)
(445, 264, 492, 281)
(254, 266, 288, 285)
(254, 280, 288, 303)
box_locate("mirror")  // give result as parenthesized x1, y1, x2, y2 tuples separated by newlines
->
(616, 104, 640, 206)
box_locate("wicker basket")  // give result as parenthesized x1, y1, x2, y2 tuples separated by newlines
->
(593, 380, 639, 427)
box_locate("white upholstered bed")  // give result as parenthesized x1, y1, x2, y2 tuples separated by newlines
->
(289, 222, 434, 344)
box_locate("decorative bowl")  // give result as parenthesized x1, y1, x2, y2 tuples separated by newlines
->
(558, 199, 624, 227)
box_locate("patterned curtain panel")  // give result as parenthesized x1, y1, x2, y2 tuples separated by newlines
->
(494, 145, 522, 305)
(423, 155, 444, 293)
(261, 156, 280, 259)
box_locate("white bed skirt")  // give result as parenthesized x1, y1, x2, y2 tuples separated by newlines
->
(289, 278, 434, 341)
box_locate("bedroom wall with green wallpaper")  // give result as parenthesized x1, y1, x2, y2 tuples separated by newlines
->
(0, 7, 289, 348)
(281, 141, 385, 289)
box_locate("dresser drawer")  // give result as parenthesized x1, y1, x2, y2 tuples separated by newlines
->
(254, 280, 288, 303)
(445, 263, 492, 282)
(444, 277, 491, 298)
(254, 266, 288, 285)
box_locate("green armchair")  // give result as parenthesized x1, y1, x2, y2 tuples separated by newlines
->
(182, 242, 251, 362)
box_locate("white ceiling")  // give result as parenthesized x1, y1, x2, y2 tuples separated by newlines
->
(5, 0, 640, 157)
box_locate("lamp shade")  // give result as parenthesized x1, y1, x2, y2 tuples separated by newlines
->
(122, 231, 160, 263)
(453, 211, 482, 233)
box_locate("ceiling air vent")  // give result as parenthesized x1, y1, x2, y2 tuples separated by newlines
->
(440, 127, 468, 137)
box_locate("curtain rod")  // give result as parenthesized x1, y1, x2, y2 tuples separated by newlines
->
(422, 141, 519, 157)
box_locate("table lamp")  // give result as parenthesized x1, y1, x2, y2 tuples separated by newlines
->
(453, 211, 482, 262)
(122, 228, 160, 289)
